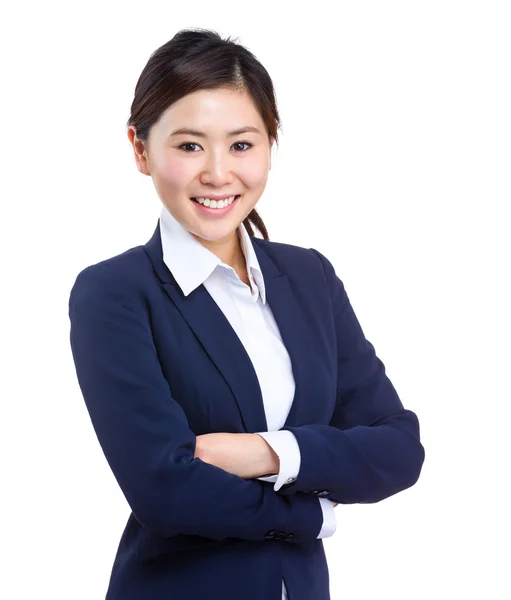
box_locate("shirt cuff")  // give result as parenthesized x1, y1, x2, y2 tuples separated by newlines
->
(254, 430, 301, 492)
(317, 498, 337, 538)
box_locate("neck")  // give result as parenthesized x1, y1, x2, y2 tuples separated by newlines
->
(193, 229, 245, 271)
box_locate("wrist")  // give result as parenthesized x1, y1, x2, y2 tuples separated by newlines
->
(255, 434, 280, 476)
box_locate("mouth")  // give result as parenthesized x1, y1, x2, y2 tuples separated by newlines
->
(190, 194, 242, 214)
(190, 194, 241, 204)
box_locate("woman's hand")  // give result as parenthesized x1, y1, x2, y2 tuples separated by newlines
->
(195, 432, 280, 479)
(195, 433, 341, 504)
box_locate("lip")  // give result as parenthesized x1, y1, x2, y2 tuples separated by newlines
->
(191, 194, 241, 216)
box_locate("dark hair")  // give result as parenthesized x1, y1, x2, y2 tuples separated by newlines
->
(127, 28, 282, 241)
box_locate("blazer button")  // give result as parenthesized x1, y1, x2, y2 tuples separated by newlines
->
(316, 490, 330, 497)
(264, 530, 277, 539)
(284, 533, 294, 542)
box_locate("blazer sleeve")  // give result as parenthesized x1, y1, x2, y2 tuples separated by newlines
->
(68, 262, 323, 545)
(278, 248, 425, 504)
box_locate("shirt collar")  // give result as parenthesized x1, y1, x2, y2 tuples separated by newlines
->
(159, 204, 267, 304)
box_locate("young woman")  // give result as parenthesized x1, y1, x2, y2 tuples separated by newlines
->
(69, 28, 425, 600)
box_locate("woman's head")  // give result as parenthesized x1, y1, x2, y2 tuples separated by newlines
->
(127, 28, 281, 249)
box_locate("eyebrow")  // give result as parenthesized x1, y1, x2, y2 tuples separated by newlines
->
(169, 126, 262, 138)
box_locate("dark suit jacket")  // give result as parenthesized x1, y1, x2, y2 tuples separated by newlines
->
(68, 220, 425, 600)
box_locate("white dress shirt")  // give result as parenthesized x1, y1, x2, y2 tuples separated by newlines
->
(159, 205, 336, 600)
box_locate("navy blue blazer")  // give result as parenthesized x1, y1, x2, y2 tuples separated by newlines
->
(68, 220, 424, 600)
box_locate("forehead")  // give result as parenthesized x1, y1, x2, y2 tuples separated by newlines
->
(157, 88, 263, 130)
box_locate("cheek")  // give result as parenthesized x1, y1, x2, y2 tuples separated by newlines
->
(153, 156, 193, 189)
(239, 157, 270, 187)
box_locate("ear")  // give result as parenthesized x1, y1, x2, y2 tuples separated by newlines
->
(269, 136, 276, 171)
(127, 126, 151, 176)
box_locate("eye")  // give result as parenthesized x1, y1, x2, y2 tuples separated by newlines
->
(177, 141, 253, 153)
(178, 142, 201, 152)
(232, 141, 252, 152)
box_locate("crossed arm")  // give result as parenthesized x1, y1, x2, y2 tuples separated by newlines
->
(69, 249, 423, 546)
(194, 432, 339, 506)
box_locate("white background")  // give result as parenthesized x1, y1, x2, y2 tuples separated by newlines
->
(2, 1, 510, 598)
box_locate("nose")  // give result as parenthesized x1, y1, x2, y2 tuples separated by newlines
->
(199, 148, 234, 187)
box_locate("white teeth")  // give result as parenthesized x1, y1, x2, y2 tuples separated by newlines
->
(195, 195, 237, 209)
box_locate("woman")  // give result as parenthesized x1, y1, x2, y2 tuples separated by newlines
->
(69, 28, 425, 600)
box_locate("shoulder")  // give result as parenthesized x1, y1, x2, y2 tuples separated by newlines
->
(252, 237, 338, 282)
(252, 238, 347, 310)
(69, 244, 151, 311)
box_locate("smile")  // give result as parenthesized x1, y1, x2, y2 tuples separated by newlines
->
(190, 195, 241, 215)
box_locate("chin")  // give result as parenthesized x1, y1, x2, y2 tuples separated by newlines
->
(191, 222, 240, 241)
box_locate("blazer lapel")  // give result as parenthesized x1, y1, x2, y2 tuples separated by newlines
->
(143, 220, 314, 433)
(252, 242, 316, 429)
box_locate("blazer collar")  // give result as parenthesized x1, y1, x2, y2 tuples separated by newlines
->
(143, 218, 317, 433)
(158, 205, 267, 303)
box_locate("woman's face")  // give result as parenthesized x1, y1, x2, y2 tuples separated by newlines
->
(128, 88, 273, 252)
